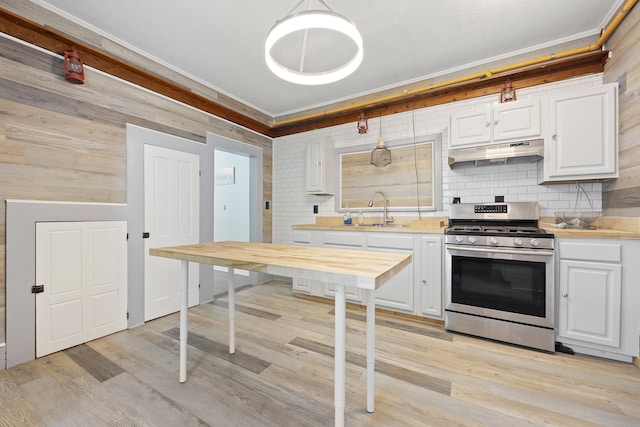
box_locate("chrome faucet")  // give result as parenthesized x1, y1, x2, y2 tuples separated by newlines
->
(368, 191, 394, 226)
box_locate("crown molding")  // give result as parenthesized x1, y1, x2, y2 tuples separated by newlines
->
(1, 7, 607, 139)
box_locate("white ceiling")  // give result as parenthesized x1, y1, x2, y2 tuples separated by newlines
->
(35, 0, 624, 118)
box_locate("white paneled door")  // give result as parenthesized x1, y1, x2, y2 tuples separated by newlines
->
(144, 144, 200, 321)
(35, 221, 128, 358)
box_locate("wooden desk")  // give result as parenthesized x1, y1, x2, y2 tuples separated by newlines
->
(149, 241, 412, 427)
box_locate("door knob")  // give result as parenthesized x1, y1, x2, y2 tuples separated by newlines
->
(562, 292, 568, 297)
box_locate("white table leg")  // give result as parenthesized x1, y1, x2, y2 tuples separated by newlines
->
(365, 289, 375, 413)
(179, 260, 189, 383)
(334, 284, 346, 427)
(227, 267, 236, 354)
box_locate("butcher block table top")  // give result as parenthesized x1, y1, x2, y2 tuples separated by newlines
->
(149, 241, 412, 290)
(149, 241, 413, 426)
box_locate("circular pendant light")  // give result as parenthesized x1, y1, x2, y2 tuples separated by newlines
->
(265, 9, 363, 85)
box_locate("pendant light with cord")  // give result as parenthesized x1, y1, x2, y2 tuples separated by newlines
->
(370, 115, 392, 167)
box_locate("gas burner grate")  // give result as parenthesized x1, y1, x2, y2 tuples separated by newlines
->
(506, 226, 545, 234)
(482, 226, 508, 233)
(449, 225, 483, 232)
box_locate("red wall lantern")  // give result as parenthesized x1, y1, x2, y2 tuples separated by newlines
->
(63, 49, 85, 84)
(500, 79, 516, 103)
(357, 112, 368, 133)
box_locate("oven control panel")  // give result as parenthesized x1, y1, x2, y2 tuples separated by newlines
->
(449, 202, 539, 221)
(474, 204, 508, 214)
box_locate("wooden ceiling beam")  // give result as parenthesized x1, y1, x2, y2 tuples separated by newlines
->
(1, 7, 608, 139)
(0, 8, 272, 135)
(269, 51, 608, 137)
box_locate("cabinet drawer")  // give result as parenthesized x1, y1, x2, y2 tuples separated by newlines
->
(367, 234, 414, 250)
(559, 242, 621, 263)
(292, 230, 311, 244)
(322, 232, 363, 247)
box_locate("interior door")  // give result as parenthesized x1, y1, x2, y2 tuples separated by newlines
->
(144, 144, 200, 321)
(35, 221, 127, 357)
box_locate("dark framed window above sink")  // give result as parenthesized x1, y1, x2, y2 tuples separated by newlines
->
(336, 133, 443, 212)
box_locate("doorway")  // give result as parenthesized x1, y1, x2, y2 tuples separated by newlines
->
(126, 124, 214, 327)
(214, 149, 250, 293)
(125, 124, 262, 325)
(209, 133, 264, 295)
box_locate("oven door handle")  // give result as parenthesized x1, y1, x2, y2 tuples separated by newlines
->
(446, 244, 553, 259)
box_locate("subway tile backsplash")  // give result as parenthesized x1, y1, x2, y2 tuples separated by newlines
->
(273, 75, 604, 245)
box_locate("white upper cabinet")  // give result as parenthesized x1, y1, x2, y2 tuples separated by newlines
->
(450, 108, 492, 148)
(493, 99, 542, 142)
(305, 137, 335, 195)
(542, 83, 618, 182)
(450, 98, 542, 149)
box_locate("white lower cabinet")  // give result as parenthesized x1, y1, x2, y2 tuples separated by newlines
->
(292, 277, 312, 293)
(556, 239, 640, 362)
(291, 230, 443, 320)
(558, 258, 622, 347)
(322, 232, 365, 303)
(291, 231, 312, 293)
(419, 236, 443, 317)
(368, 234, 415, 313)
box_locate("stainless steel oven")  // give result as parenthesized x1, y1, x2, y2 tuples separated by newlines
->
(444, 202, 555, 352)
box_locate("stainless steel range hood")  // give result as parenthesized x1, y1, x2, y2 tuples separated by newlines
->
(448, 139, 544, 167)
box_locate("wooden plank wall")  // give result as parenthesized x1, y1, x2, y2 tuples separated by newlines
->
(340, 144, 433, 209)
(603, 4, 640, 216)
(0, 36, 273, 345)
(1, 0, 272, 128)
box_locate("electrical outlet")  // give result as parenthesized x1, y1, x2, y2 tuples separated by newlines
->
(313, 205, 318, 214)
(618, 73, 627, 95)
(265, 201, 270, 209)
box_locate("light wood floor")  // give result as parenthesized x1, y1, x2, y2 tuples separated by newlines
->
(1, 280, 639, 426)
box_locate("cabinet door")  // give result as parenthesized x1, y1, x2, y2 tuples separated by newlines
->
(292, 277, 311, 293)
(493, 99, 541, 142)
(368, 235, 415, 313)
(450, 108, 492, 148)
(558, 259, 622, 348)
(36, 221, 127, 357)
(323, 232, 364, 302)
(305, 138, 335, 195)
(419, 236, 443, 318)
(305, 140, 323, 193)
(292, 231, 312, 293)
(325, 281, 362, 302)
(545, 84, 617, 181)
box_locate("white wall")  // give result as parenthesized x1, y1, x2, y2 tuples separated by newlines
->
(273, 75, 604, 245)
